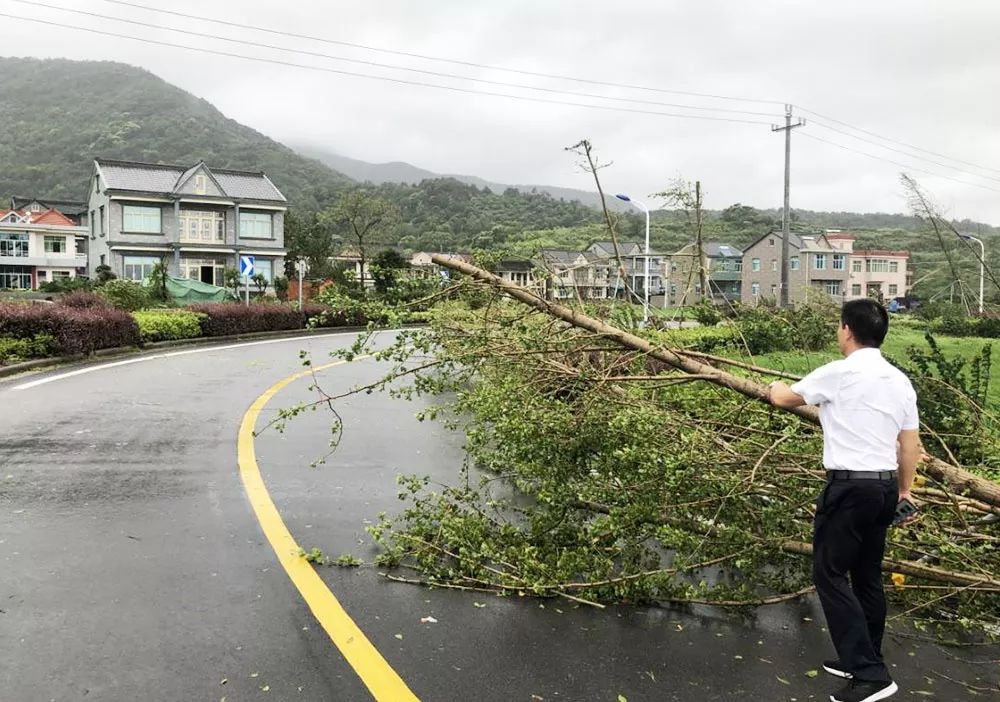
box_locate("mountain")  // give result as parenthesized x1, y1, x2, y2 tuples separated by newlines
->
(0, 57, 353, 210)
(294, 145, 629, 212)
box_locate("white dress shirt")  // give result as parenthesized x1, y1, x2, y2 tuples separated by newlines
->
(791, 347, 919, 472)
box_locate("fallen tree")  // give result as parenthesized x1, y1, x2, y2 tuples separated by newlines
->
(431, 254, 1000, 509)
(286, 258, 1000, 635)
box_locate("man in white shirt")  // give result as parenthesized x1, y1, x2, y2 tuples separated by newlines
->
(768, 299, 921, 702)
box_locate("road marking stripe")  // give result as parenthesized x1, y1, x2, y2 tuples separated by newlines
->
(238, 359, 420, 702)
(10, 331, 377, 391)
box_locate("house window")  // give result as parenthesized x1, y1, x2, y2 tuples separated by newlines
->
(769, 238, 775, 246)
(770, 284, 777, 296)
(852, 260, 862, 273)
(240, 211, 273, 239)
(833, 254, 845, 270)
(0, 264, 33, 289)
(0, 233, 29, 257)
(51, 271, 71, 280)
(44, 236, 67, 253)
(866, 259, 889, 273)
(253, 259, 274, 282)
(790, 256, 800, 271)
(824, 281, 841, 296)
(732, 260, 742, 272)
(814, 254, 826, 270)
(751, 282, 760, 296)
(194, 174, 208, 194)
(99, 205, 105, 235)
(90, 210, 96, 238)
(180, 211, 224, 243)
(122, 205, 162, 233)
(122, 255, 160, 282)
(771, 259, 777, 272)
(751, 258, 761, 272)
(180, 257, 227, 286)
(852, 283, 862, 296)
(889, 261, 899, 273)
(889, 284, 898, 296)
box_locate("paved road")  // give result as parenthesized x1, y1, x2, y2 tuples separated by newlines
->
(1, 333, 997, 701)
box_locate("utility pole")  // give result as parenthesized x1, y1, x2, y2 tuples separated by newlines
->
(695, 181, 707, 302)
(772, 105, 805, 308)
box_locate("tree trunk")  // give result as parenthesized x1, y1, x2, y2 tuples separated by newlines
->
(432, 254, 1000, 508)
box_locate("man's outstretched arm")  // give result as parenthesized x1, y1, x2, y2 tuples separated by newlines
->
(768, 381, 806, 409)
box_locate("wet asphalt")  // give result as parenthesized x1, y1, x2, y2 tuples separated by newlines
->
(1, 332, 997, 702)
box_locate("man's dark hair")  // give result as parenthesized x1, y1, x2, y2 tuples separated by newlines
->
(841, 299, 889, 347)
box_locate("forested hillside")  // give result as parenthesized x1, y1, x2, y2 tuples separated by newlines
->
(0, 57, 353, 210)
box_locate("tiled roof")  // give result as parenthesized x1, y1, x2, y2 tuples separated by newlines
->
(703, 242, 743, 258)
(31, 209, 76, 226)
(10, 197, 88, 215)
(538, 249, 583, 265)
(95, 159, 286, 202)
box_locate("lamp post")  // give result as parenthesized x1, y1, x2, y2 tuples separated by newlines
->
(959, 233, 985, 314)
(615, 194, 650, 327)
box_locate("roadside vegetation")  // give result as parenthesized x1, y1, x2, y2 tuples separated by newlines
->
(281, 275, 1000, 641)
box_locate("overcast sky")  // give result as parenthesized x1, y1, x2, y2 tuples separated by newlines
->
(4, 0, 1000, 222)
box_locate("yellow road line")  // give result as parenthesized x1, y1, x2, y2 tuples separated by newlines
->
(237, 359, 420, 702)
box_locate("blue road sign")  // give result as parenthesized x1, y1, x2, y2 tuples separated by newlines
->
(240, 255, 255, 277)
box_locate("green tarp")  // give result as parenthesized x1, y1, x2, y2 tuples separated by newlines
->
(162, 276, 233, 303)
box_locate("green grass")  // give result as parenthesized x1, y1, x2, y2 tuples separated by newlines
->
(745, 327, 1000, 407)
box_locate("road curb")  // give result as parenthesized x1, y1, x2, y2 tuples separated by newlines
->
(0, 326, 378, 380)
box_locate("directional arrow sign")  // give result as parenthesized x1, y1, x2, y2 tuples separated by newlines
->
(239, 255, 255, 277)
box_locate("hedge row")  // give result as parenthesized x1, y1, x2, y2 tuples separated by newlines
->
(133, 310, 205, 343)
(186, 303, 306, 336)
(0, 302, 140, 356)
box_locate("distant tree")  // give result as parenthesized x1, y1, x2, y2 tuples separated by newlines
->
(94, 264, 117, 284)
(320, 191, 401, 290)
(370, 249, 408, 294)
(284, 211, 338, 280)
(251, 272, 268, 296)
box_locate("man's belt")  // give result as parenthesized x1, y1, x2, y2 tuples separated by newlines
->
(826, 470, 897, 481)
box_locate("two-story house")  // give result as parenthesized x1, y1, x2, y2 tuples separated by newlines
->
(666, 242, 743, 305)
(0, 208, 88, 289)
(587, 241, 665, 299)
(824, 232, 911, 301)
(86, 159, 287, 287)
(741, 230, 850, 304)
(535, 249, 610, 300)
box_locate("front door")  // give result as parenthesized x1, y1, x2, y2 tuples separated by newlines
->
(200, 266, 214, 285)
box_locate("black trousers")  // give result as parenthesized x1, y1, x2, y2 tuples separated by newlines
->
(813, 478, 898, 683)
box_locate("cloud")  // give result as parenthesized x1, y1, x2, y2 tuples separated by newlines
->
(4, 0, 999, 222)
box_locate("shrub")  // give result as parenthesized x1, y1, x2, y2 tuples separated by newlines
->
(0, 334, 55, 364)
(57, 290, 110, 309)
(691, 301, 723, 326)
(186, 302, 305, 336)
(657, 325, 737, 353)
(311, 288, 396, 326)
(98, 279, 152, 312)
(734, 304, 837, 355)
(133, 310, 205, 342)
(0, 303, 140, 355)
(37, 277, 93, 293)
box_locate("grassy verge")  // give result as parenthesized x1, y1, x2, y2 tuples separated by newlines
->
(745, 327, 1000, 405)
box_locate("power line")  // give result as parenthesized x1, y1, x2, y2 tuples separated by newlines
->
(798, 106, 1000, 177)
(8, 0, 783, 120)
(807, 116, 1000, 185)
(96, 0, 785, 107)
(799, 132, 1000, 195)
(0, 10, 778, 126)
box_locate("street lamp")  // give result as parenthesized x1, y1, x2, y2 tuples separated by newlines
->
(959, 233, 985, 314)
(615, 193, 650, 327)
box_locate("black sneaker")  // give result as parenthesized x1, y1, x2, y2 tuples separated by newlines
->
(822, 659, 851, 679)
(830, 679, 898, 702)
